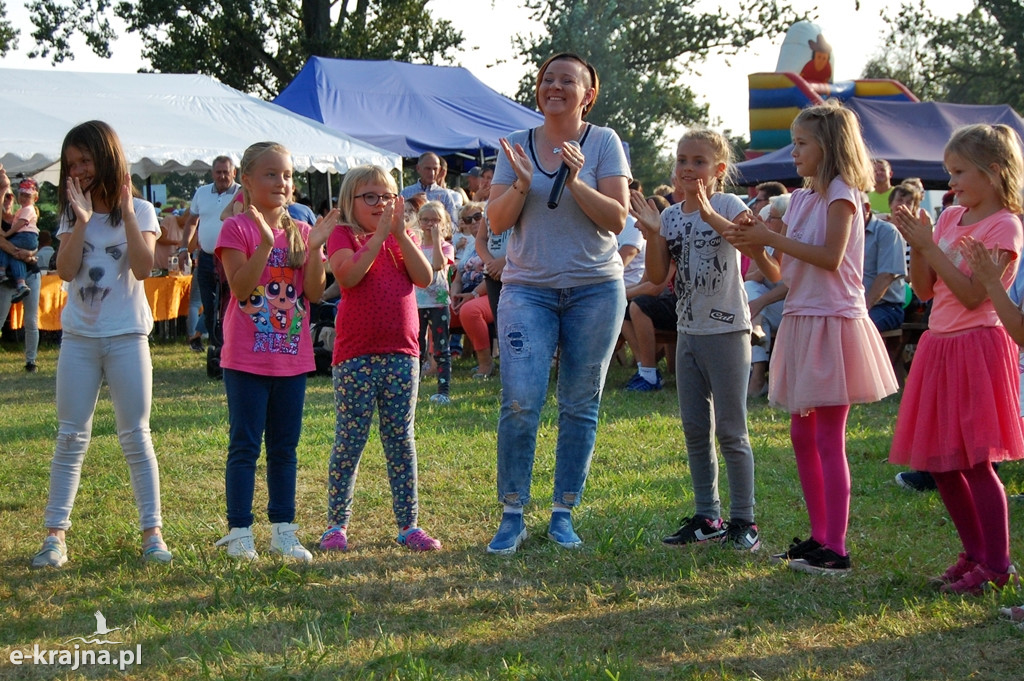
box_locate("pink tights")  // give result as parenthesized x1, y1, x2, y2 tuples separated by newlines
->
(790, 405, 851, 556)
(933, 464, 1010, 573)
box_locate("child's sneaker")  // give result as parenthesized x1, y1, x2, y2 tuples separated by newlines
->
(11, 284, 30, 303)
(487, 512, 527, 555)
(720, 519, 760, 551)
(662, 515, 724, 546)
(397, 527, 441, 551)
(788, 546, 852, 575)
(429, 393, 452, 405)
(940, 563, 1019, 595)
(770, 536, 821, 563)
(31, 536, 68, 568)
(319, 526, 348, 552)
(142, 535, 173, 564)
(999, 604, 1024, 623)
(215, 526, 258, 560)
(270, 522, 313, 562)
(928, 552, 979, 588)
(547, 511, 583, 549)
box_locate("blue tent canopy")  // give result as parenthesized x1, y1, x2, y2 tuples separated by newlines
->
(274, 57, 544, 159)
(735, 99, 1024, 188)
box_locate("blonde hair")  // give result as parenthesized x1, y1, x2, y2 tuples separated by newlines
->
(792, 100, 874, 194)
(338, 165, 397, 230)
(945, 124, 1024, 214)
(678, 128, 734, 192)
(458, 201, 486, 233)
(418, 201, 452, 240)
(239, 142, 305, 268)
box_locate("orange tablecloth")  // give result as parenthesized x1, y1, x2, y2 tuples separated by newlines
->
(9, 274, 192, 331)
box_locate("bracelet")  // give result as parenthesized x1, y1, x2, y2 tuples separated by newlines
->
(511, 181, 528, 196)
(473, 290, 480, 298)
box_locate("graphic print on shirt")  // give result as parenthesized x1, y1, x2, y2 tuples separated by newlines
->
(248, 249, 303, 355)
(668, 219, 728, 323)
(76, 239, 123, 326)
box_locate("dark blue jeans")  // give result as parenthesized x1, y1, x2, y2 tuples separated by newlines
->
(197, 251, 219, 345)
(869, 302, 905, 333)
(223, 368, 307, 528)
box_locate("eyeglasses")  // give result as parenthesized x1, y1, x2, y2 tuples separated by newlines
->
(419, 217, 442, 226)
(461, 213, 483, 224)
(356, 192, 397, 206)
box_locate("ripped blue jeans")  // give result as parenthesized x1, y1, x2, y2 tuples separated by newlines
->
(495, 280, 625, 508)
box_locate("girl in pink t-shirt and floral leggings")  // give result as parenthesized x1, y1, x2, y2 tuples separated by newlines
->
(321, 166, 442, 553)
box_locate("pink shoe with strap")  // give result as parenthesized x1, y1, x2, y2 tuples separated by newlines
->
(397, 528, 441, 551)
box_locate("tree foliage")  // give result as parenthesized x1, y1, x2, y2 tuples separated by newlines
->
(25, 0, 463, 97)
(0, 1, 19, 55)
(862, 1, 1024, 112)
(514, 0, 798, 188)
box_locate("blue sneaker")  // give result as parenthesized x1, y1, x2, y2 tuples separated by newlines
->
(625, 370, 662, 392)
(547, 512, 583, 549)
(486, 512, 527, 555)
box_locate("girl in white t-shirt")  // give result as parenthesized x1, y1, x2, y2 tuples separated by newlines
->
(31, 121, 172, 569)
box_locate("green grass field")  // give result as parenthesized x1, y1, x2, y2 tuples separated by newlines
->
(1, 340, 1022, 680)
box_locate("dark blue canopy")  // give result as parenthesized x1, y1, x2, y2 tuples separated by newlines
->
(735, 99, 1024, 188)
(274, 57, 544, 159)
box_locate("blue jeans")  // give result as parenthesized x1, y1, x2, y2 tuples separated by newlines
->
(869, 302, 905, 332)
(223, 368, 307, 528)
(0, 269, 40, 363)
(197, 251, 219, 345)
(496, 280, 626, 508)
(0, 232, 38, 281)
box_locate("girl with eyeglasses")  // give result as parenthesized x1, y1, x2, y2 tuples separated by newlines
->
(414, 201, 456, 404)
(320, 166, 441, 553)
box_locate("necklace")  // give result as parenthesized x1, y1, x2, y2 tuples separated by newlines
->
(544, 122, 587, 154)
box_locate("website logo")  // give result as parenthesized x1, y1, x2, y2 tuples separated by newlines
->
(8, 610, 142, 672)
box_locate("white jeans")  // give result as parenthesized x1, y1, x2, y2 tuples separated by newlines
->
(44, 333, 163, 531)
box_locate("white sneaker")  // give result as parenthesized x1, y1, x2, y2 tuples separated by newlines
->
(215, 526, 258, 560)
(269, 522, 312, 562)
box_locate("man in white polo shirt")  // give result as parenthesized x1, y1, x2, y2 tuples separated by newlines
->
(179, 156, 239, 351)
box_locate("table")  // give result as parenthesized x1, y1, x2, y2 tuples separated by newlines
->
(8, 273, 193, 332)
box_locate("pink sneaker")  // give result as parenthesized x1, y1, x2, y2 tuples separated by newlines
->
(941, 563, 1019, 595)
(929, 552, 979, 588)
(397, 528, 441, 551)
(319, 526, 348, 551)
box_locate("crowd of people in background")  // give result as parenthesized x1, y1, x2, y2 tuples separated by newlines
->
(3, 50, 1023, 623)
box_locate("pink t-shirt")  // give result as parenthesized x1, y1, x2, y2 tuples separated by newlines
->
(328, 225, 420, 364)
(215, 214, 316, 377)
(781, 177, 868, 319)
(14, 206, 39, 234)
(928, 206, 1022, 334)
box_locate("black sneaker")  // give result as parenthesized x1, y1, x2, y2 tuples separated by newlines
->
(189, 336, 204, 353)
(770, 536, 821, 563)
(895, 470, 936, 492)
(24, 362, 37, 373)
(788, 546, 851, 575)
(662, 515, 724, 546)
(720, 519, 760, 551)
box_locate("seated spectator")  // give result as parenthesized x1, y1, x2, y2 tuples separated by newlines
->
(35, 230, 55, 271)
(744, 195, 790, 397)
(862, 194, 907, 332)
(156, 207, 186, 271)
(451, 252, 494, 378)
(749, 181, 786, 216)
(618, 214, 645, 288)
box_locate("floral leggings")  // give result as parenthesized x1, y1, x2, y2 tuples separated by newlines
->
(328, 353, 420, 530)
(418, 306, 451, 396)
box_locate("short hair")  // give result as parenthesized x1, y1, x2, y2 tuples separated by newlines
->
(535, 53, 599, 117)
(872, 158, 891, 172)
(945, 124, 1024, 213)
(213, 155, 234, 170)
(888, 182, 923, 211)
(646, 194, 671, 213)
(416, 152, 439, 167)
(756, 181, 787, 198)
(792, 100, 874, 193)
(768, 193, 791, 216)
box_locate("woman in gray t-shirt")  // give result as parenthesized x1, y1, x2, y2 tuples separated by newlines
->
(484, 52, 630, 555)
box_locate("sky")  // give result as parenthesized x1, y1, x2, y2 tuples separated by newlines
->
(3, 0, 968, 142)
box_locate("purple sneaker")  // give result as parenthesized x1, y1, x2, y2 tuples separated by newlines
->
(397, 528, 441, 552)
(320, 526, 348, 551)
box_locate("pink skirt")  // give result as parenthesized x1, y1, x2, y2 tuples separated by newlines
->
(889, 326, 1024, 472)
(769, 315, 898, 414)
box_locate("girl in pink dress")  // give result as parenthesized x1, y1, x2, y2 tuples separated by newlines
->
(890, 124, 1024, 595)
(732, 101, 898, 574)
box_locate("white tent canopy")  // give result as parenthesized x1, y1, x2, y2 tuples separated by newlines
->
(0, 69, 402, 181)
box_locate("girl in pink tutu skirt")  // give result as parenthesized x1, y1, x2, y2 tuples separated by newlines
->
(732, 100, 898, 574)
(890, 124, 1024, 595)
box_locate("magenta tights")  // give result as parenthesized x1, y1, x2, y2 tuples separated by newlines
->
(790, 405, 851, 556)
(933, 464, 1010, 573)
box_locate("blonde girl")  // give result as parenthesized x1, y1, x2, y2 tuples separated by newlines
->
(415, 200, 456, 403)
(213, 141, 335, 562)
(321, 166, 441, 552)
(731, 101, 898, 574)
(630, 128, 780, 553)
(890, 125, 1024, 594)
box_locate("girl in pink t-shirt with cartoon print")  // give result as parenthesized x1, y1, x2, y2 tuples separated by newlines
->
(320, 165, 442, 553)
(213, 141, 335, 563)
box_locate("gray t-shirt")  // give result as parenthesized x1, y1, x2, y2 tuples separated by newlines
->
(493, 124, 630, 288)
(661, 192, 751, 334)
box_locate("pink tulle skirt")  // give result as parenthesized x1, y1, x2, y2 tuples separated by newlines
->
(769, 315, 898, 414)
(889, 326, 1024, 472)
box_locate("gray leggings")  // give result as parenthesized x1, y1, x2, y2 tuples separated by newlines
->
(44, 333, 163, 531)
(675, 331, 756, 522)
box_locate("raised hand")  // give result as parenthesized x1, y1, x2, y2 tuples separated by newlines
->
(499, 137, 533, 187)
(961, 235, 1013, 288)
(628, 189, 661, 238)
(309, 208, 340, 252)
(120, 173, 137, 220)
(247, 206, 276, 247)
(727, 213, 772, 251)
(892, 205, 934, 251)
(67, 176, 93, 225)
(383, 194, 407, 237)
